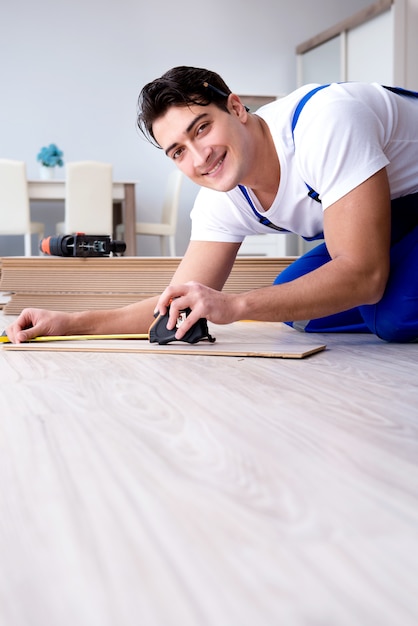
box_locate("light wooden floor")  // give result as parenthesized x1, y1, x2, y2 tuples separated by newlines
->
(0, 311, 417, 626)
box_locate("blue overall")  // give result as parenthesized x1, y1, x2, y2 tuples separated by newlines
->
(240, 85, 418, 343)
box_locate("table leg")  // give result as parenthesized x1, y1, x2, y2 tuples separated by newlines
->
(112, 202, 122, 239)
(122, 183, 137, 256)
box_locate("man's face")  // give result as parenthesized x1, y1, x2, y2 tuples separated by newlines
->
(152, 96, 250, 192)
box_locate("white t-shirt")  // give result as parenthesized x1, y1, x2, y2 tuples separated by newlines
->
(190, 82, 418, 243)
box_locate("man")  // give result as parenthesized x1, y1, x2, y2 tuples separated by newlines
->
(6, 66, 418, 343)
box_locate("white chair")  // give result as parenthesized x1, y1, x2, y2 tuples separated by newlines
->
(116, 169, 183, 256)
(56, 161, 113, 235)
(0, 159, 44, 256)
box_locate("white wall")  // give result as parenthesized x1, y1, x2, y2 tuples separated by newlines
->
(0, 0, 372, 255)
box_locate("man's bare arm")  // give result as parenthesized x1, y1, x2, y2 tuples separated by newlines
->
(5, 240, 241, 342)
(159, 168, 392, 337)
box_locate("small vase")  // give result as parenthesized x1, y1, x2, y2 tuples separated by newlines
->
(39, 165, 55, 180)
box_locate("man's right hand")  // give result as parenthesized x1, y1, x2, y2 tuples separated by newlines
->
(5, 308, 74, 343)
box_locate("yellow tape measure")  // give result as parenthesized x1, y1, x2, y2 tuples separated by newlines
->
(0, 333, 149, 344)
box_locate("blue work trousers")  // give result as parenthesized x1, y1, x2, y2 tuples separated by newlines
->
(274, 193, 418, 343)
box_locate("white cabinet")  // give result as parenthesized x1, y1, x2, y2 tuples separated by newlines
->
(298, 35, 342, 85)
(346, 9, 394, 82)
(297, 0, 418, 89)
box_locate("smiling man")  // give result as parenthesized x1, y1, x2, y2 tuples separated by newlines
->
(6, 66, 418, 343)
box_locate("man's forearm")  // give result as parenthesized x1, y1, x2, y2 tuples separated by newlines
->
(234, 259, 385, 324)
(70, 296, 159, 335)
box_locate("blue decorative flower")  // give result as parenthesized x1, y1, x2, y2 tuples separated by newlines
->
(37, 143, 64, 167)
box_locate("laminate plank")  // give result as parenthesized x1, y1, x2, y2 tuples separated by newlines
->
(1, 321, 326, 358)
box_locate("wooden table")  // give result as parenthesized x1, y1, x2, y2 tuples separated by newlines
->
(29, 180, 137, 256)
(0, 312, 417, 626)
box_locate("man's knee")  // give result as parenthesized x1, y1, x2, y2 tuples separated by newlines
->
(360, 301, 418, 343)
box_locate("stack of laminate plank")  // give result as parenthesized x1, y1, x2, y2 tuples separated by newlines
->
(0, 256, 295, 314)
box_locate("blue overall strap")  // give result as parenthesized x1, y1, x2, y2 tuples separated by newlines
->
(291, 84, 331, 137)
(237, 85, 331, 232)
(291, 84, 418, 204)
(383, 85, 418, 98)
(291, 84, 330, 204)
(238, 184, 289, 232)
(239, 83, 418, 236)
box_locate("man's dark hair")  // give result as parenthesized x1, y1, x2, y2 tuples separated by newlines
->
(137, 66, 232, 147)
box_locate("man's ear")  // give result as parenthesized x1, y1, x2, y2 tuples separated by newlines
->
(227, 93, 249, 119)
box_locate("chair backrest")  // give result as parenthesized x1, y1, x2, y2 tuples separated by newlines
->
(65, 161, 113, 234)
(0, 159, 30, 233)
(161, 169, 183, 229)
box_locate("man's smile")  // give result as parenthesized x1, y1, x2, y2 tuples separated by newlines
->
(203, 154, 225, 176)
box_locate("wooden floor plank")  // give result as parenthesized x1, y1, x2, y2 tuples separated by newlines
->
(1, 322, 326, 358)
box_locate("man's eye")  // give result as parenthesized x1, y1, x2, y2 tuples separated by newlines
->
(197, 122, 210, 135)
(172, 147, 184, 160)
